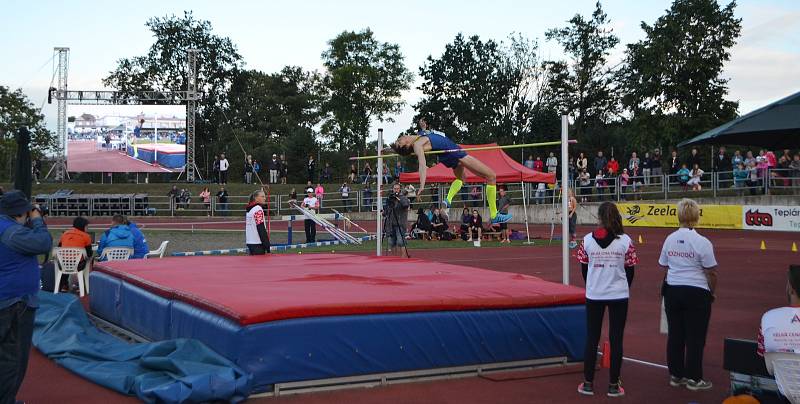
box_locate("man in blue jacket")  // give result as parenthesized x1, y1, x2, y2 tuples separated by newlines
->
(125, 218, 150, 259)
(0, 190, 53, 403)
(97, 215, 134, 259)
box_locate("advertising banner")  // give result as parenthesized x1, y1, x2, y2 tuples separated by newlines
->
(617, 203, 742, 229)
(742, 205, 800, 232)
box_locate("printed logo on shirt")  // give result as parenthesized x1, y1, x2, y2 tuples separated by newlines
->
(667, 250, 695, 258)
(745, 209, 773, 227)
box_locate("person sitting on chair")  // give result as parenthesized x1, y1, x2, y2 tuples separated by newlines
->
(57, 217, 93, 291)
(97, 214, 134, 259)
(459, 207, 471, 240)
(431, 207, 448, 239)
(468, 210, 483, 242)
(411, 207, 433, 240)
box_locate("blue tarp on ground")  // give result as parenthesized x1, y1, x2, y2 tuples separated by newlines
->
(32, 291, 252, 403)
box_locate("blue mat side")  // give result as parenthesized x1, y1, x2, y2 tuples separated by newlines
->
(90, 277, 586, 393)
(120, 281, 172, 341)
(156, 152, 185, 169)
(88, 272, 122, 324)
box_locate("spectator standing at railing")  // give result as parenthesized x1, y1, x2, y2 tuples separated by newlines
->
(244, 155, 254, 184)
(756, 150, 769, 184)
(363, 182, 373, 209)
(628, 152, 640, 173)
(321, 163, 333, 183)
(668, 150, 680, 175)
(568, 157, 576, 182)
(253, 159, 261, 180)
(469, 185, 480, 207)
(619, 169, 630, 200)
(405, 184, 417, 205)
(167, 185, 179, 209)
(733, 162, 748, 192)
(744, 150, 755, 168)
(594, 151, 607, 177)
(212, 156, 220, 184)
(219, 153, 230, 185)
(268, 154, 280, 184)
(595, 172, 606, 200)
(792, 155, 800, 192)
(606, 157, 619, 176)
(302, 188, 318, 243)
(677, 164, 691, 190)
(199, 187, 211, 216)
(731, 150, 743, 172)
(280, 154, 288, 184)
(651, 149, 663, 184)
(778, 155, 792, 187)
(339, 182, 351, 212)
(688, 164, 704, 191)
(688, 148, 702, 171)
(577, 152, 588, 174)
(349, 164, 357, 183)
(525, 155, 535, 169)
(382, 162, 392, 184)
(315, 183, 325, 208)
(307, 155, 316, 183)
(641, 152, 652, 185)
(363, 162, 373, 184)
(288, 188, 297, 206)
(216, 186, 229, 216)
(579, 169, 591, 202)
(713, 147, 731, 183)
(746, 160, 760, 195)
(547, 152, 558, 174)
(394, 160, 403, 179)
(533, 156, 544, 172)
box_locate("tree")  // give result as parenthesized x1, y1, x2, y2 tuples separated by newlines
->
(102, 11, 243, 144)
(321, 28, 413, 153)
(0, 86, 55, 180)
(545, 1, 620, 140)
(415, 33, 560, 146)
(620, 0, 741, 147)
(226, 67, 327, 139)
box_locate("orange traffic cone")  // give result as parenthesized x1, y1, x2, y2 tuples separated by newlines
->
(601, 340, 611, 369)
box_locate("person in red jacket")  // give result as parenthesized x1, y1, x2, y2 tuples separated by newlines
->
(606, 157, 620, 175)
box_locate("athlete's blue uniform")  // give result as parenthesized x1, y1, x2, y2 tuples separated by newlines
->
(417, 131, 466, 168)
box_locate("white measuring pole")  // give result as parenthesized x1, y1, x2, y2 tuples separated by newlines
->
(561, 115, 569, 285)
(376, 129, 384, 256)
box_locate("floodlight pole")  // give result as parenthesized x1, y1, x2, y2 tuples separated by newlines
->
(376, 128, 384, 256)
(561, 115, 569, 285)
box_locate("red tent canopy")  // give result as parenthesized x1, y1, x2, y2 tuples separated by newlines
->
(399, 143, 556, 184)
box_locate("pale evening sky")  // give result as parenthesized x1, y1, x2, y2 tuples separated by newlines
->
(1, 0, 799, 143)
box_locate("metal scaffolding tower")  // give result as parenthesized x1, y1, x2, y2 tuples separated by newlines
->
(48, 48, 200, 182)
(52, 47, 69, 181)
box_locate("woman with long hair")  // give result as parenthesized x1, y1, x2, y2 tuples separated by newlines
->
(575, 202, 638, 397)
(199, 186, 211, 216)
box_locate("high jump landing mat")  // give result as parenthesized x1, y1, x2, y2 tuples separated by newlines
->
(89, 254, 586, 393)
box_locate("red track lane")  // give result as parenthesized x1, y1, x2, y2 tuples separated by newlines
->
(66, 140, 179, 173)
(18, 227, 800, 403)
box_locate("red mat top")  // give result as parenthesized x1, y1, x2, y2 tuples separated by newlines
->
(93, 254, 585, 326)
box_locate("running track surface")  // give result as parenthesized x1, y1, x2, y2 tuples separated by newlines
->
(19, 226, 799, 403)
(66, 141, 179, 173)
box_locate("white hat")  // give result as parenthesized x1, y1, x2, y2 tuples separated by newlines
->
(306, 188, 314, 193)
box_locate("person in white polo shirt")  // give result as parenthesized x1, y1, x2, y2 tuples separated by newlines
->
(658, 198, 718, 391)
(244, 190, 270, 255)
(575, 201, 639, 398)
(758, 265, 800, 376)
(301, 188, 318, 243)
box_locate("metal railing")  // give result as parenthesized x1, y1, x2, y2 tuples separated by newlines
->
(34, 168, 800, 217)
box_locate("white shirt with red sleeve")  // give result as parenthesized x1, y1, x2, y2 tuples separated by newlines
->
(246, 205, 265, 245)
(758, 306, 800, 357)
(575, 232, 639, 300)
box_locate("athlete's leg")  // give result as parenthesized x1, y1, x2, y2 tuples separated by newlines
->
(458, 156, 498, 218)
(446, 164, 466, 206)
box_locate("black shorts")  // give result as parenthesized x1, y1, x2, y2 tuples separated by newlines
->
(499, 222, 508, 230)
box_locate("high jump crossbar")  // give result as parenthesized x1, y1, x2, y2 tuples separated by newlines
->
(349, 140, 577, 161)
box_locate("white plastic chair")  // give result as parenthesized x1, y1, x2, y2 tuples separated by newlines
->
(145, 241, 169, 259)
(100, 247, 133, 261)
(770, 357, 800, 404)
(53, 247, 88, 297)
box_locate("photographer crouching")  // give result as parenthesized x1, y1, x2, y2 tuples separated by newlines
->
(384, 183, 411, 258)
